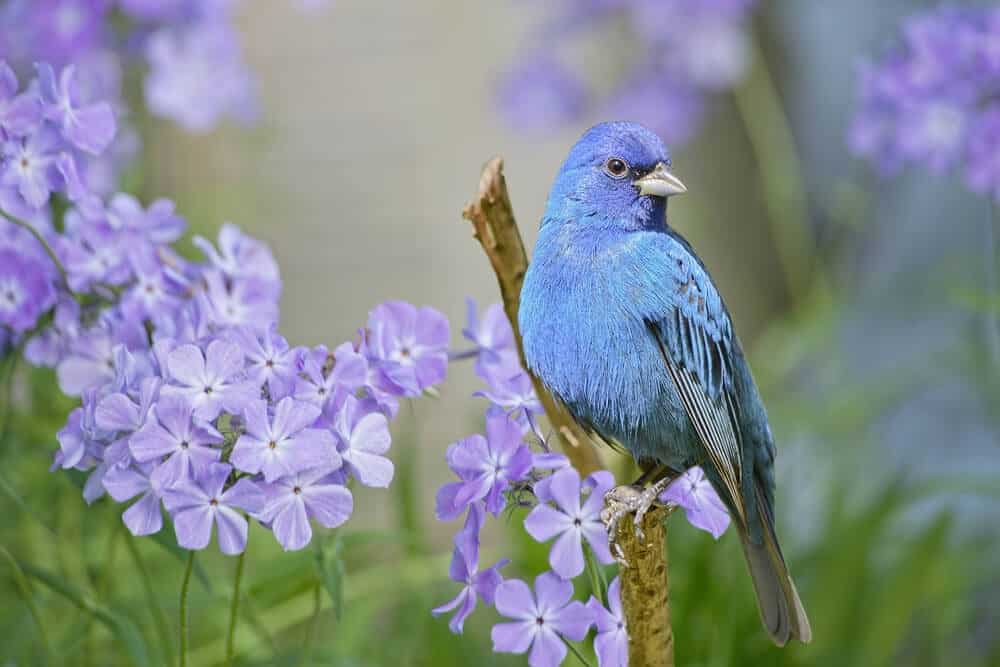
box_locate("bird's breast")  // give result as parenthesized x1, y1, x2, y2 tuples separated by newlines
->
(519, 228, 680, 441)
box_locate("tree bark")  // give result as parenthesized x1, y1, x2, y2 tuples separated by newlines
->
(463, 157, 675, 666)
(462, 156, 602, 475)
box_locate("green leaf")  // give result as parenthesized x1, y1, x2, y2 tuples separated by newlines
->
(18, 559, 150, 667)
(315, 534, 345, 621)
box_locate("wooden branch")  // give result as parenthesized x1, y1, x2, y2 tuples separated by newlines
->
(464, 157, 674, 667)
(618, 507, 674, 667)
(462, 156, 602, 475)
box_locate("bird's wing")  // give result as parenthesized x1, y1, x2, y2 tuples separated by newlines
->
(646, 237, 747, 523)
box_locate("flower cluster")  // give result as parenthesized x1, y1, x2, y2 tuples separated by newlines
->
(432, 299, 730, 667)
(0, 1, 326, 157)
(850, 6, 1000, 201)
(496, 0, 757, 145)
(1, 59, 448, 556)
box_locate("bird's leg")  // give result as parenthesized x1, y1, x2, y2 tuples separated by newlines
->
(601, 467, 679, 567)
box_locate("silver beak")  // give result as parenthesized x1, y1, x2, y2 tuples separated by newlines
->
(634, 162, 687, 198)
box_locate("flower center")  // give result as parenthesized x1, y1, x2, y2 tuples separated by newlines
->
(203, 386, 213, 395)
(180, 440, 189, 450)
(265, 359, 274, 368)
(535, 616, 545, 626)
(209, 498, 218, 506)
(293, 486, 302, 495)
(3, 289, 15, 304)
(573, 518, 582, 527)
(400, 347, 411, 358)
(268, 440, 277, 450)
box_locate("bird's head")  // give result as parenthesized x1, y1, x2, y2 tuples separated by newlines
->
(542, 121, 686, 232)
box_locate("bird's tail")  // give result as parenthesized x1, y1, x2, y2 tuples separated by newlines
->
(738, 487, 812, 646)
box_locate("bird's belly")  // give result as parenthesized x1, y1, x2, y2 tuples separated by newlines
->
(523, 297, 699, 469)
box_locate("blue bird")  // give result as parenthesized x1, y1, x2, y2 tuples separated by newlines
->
(519, 121, 812, 646)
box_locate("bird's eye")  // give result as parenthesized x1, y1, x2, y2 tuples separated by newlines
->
(603, 157, 629, 179)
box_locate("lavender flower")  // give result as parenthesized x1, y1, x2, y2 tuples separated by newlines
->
(103, 462, 165, 537)
(659, 466, 731, 539)
(257, 466, 353, 551)
(497, 1, 756, 145)
(163, 462, 264, 554)
(231, 397, 339, 483)
(330, 392, 393, 488)
(144, 21, 257, 132)
(230, 324, 302, 398)
(160, 339, 257, 421)
(475, 372, 543, 436)
(436, 411, 533, 520)
(130, 395, 224, 486)
(36, 62, 116, 155)
(432, 504, 508, 634)
(587, 577, 628, 667)
(524, 467, 615, 579)
(365, 301, 449, 396)
(491, 572, 594, 667)
(850, 6, 1000, 201)
(461, 298, 520, 380)
(0, 249, 56, 332)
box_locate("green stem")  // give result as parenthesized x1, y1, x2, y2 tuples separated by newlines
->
(584, 545, 608, 607)
(299, 583, 322, 667)
(124, 533, 175, 667)
(0, 545, 53, 662)
(224, 549, 246, 667)
(179, 550, 195, 667)
(563, 637, 595, 667)
(0, 208, 71, 291)
(732, 30, 821, 306)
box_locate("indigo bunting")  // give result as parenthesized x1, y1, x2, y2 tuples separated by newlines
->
(519, 121, 812, 646)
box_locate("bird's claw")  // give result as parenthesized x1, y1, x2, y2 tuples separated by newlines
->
(600, 478, 676, 568)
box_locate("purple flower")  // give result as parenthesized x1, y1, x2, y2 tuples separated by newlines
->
(106, 193, 185, 245)
(495, 51, 588, 133)
(491, 572, 593, 667)
(496, 1, 755, 145)
(144, 22, 257, 132)
(163, 462, 264, 554)
(231, 397, 339, 483)
(294, 344, 366, 410)
(436, 412, 532, 520)
(850, 7, 1000, 201)
(0, 248, 56, 333)
(365, 301, 449, 396)
(257, 466, 353, 551)
(193, 223, 279, 284)
(130, 395, 224, 486)
(230, 324, 301, 398)
(476, 371, 543, 434)
(103, 462, 165, 536)
(659, 466, 730, 539)
(331, 393, 393, 488)
(524, 467, 615, 579)
(461, 298, 521, 381)
(36, 63, 116, 155)
(196, 270, 280, 331)
(587, 577, 628, 667)
(432, 504, 507, 634)
(1, 127, 62, 209)
(161, 339, 257, 421)
(0, 61, 42, 136)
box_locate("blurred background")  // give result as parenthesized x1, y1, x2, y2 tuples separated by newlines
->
(2, 0, 999, 665)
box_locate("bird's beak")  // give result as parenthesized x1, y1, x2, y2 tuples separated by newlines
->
(635, 162, 687, 198)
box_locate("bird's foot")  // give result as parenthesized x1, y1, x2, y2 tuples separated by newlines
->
(600, 478, 676, 568)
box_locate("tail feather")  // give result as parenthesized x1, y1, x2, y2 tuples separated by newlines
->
(739, 532, 812, 645)
(738, 484, 812, 646)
